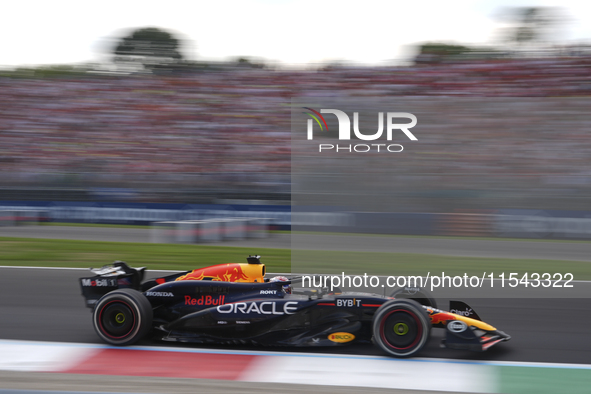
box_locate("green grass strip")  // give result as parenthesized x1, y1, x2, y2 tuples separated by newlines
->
(1, 237, 591, 280)
(0, 237, 291, 272)
(498, 365, 591, 394)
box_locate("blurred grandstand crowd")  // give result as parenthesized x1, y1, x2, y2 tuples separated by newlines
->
(1, 55, 591, 209)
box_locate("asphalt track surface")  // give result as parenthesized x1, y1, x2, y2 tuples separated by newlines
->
(1, 266, 590, 365)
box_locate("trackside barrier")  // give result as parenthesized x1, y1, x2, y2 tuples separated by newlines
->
(150, 218, 270, 244)
(493, 213, 591, 239)
(437, 213, 495, 237)
(438, 212, 591, 239)
(7, 200, 591, 240)
(0, 210, 45, 226)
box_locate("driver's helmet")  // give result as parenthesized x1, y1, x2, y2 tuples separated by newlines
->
(269, 275, 292, 294)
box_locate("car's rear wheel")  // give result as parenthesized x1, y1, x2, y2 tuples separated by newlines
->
(93, 288, 152, 346)
(372, 299, 431, 357)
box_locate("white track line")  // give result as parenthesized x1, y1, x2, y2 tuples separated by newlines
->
(0, 339, 589, 370)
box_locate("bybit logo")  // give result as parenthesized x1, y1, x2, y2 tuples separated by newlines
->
(303, 108, 417, 153)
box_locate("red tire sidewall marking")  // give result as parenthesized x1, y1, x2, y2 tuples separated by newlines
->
(379, 308, 422, 351)
(98, 299, 138, 340)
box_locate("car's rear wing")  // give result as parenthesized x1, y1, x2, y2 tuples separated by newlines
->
(79, 261, 145, 309)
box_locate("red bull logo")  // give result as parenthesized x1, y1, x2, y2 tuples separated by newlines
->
(184, 295, 226, 306)
(176, 263, 263, 283)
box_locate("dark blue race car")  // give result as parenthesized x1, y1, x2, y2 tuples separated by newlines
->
(80, 256, 510, 357)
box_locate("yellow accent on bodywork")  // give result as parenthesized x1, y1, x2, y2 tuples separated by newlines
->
(452, 314, 497, 331)
(425, 307, 497, 331)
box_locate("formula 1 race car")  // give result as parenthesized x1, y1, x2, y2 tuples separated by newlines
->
(79, 256, 510, 357)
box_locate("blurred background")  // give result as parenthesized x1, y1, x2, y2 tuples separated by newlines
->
(1, 1, 591, 240)
(1, 2, 591, 392)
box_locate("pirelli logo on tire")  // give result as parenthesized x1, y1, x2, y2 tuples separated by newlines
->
(328, 332, 355, 343)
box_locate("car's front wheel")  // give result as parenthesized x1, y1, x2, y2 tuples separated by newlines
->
(92, 288, 152, 346)
(372, 299, 431, 357)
